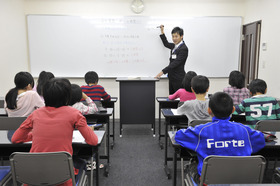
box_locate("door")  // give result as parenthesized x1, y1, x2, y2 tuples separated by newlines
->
(241, 21, 261, 85)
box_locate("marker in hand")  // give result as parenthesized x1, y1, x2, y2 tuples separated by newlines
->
(156, 25, 164, 28)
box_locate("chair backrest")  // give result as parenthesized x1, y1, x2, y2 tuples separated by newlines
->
(189, 120, 212, 127)
(255, 120, 280, 131)
(0, 117, 26, 130)
(200, 155, 266, 186)
(10, 151, 76, 186)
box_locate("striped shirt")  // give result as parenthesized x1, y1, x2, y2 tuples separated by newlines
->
(223, 86, 250, 105)
(81, 85, 111, 101)
(234, 95, 280, 127)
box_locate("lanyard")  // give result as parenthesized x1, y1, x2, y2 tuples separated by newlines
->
(172, 41, 184, 54)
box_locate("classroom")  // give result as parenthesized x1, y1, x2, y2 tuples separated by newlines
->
(1, 0, 280, 185)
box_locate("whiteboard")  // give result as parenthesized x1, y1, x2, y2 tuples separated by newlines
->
(27, 15, 241, 78)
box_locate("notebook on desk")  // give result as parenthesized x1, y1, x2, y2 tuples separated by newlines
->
(98, 107, 107, 113)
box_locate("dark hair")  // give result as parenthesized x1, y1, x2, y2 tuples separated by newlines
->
(191, 75, 209, 94)
(209, 92, 233, 119)
(171, 27, 184, 36)
(69, 84, 82, 105)
(84, 71, 99, 84)
(5, 72, 34, 109)
(248, 79, 267, 95)
(43, 78, 71, 108)
(36, 71, 55, 96)
(182, 71, 197, 92)
(228, 70, 245, 89)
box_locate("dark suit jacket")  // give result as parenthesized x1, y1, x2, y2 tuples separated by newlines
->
(160, 34, 188, 82)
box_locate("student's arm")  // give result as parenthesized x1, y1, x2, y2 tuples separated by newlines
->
(274, 100, 280, 119)
(80, 93, 98, 114)
(174, 127, 199, 152)
(247, 127, 265, 153)
(162, 47, 188, 74)
(32, 91, 45, 108)
(75, 113, 98, 146)
(177, 102, 188, 115)
(11, 116, 33, 143)
(233, 101, 246, 115)
(168, 90, 180, 100)
(101, 87, 111, 101)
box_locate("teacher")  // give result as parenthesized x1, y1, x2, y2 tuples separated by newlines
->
(155, 25, 189, 94)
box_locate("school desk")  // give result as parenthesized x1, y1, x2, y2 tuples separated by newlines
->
(0, 130, 105, 186)
(84, 108, 113, 177)
(161, 108, 188, 179)
(116, 77, 158, 137)
(100, 97, 118, 149)
(0, 108, 7, 116)
(168, 131, 280, 186)
(156, 97, 179, 149)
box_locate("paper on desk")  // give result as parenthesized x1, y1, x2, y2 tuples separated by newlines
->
(72, 131, 85, 142)
(171, 109, 180, 115)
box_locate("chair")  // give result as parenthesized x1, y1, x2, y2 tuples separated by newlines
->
(189, 120, 212, 127)
(0, 117, 27, 130)
(255, 120, 280, 131)
(185, 155, 266, 186)
(10, 151, 87, 186)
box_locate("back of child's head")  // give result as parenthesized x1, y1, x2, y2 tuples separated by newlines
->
(229, 70, 245, 89)
(69, 84, 82, 105)
(248, 79, 267, 95)
(85, 71, 99, 84)
(171, 27, 184, 36)
(43, 78, 71, 108)
(209, 92, 233, 119)
(36, 71, 55, 96)
(182, 71, 197, 92)
(5, 72, 34, 109)
(191, 75, 209, 94)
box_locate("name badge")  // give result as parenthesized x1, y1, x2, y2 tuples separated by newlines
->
(172, 54, 177, 59)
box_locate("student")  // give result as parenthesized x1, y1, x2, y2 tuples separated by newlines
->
(155, 25, 188, 94)
(34, 71, 55, 100)
(81, 71, 111, 102)
(5, 71, 45, 117)
(12, 78, 98, 186)
(177, 75, 211, 124)
(223, 70, 250, 105)
(168, 71, 197, 106)
(234, 79, 280, 129)
(175, 92, 265, 184)
(69, 84, 98, 115)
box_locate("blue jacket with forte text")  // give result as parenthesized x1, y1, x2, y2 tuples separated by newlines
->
(175, 116, 265, 176)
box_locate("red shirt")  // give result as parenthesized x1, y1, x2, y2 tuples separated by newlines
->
(12, 106, 98, 186)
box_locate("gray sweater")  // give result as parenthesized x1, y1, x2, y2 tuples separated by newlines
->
(177, 99, 211, 124)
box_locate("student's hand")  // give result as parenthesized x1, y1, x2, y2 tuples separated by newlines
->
(155, 71, 164, 79)
(82, 92, 89, 100)
(160, 25, 164, 34)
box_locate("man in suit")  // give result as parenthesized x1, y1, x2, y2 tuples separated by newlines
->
(155, 25, 189, 94)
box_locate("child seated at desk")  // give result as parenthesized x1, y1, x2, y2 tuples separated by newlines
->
(33, 70, 55, 101)
(168, 71, 197, 107)
(175, 92, 265, 185)
(177, 75, 211, 124)
(70, 84, 98, 115)
(223, 70, 250, 105)
(12, 78, 98, 186)
(81, 71, 111, 103)
(234, 78, 280, 129)
(5, 71, 44, 117)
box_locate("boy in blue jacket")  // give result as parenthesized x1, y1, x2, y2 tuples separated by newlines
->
(175, 92, 265, 184)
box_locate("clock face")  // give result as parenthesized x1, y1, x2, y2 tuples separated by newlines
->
(131, 0, 144, 14)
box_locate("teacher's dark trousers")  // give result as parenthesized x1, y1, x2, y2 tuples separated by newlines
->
(169, 79, 182, 95)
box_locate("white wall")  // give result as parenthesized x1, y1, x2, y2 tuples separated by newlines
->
(243, 0, 280, 98)
(0, 0, 28, 96)
(3, 0, 279, 119)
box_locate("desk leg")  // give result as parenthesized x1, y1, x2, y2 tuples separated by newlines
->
(104, 118, 110, 177)
(95, 148, 99, 186)
(159, 106, 164, 149)
(173, 149, 177, 186)
(164, 119, 171, 179)
(112, 105, 115, 148)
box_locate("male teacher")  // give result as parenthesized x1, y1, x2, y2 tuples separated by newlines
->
(155, 25, 188, 94)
